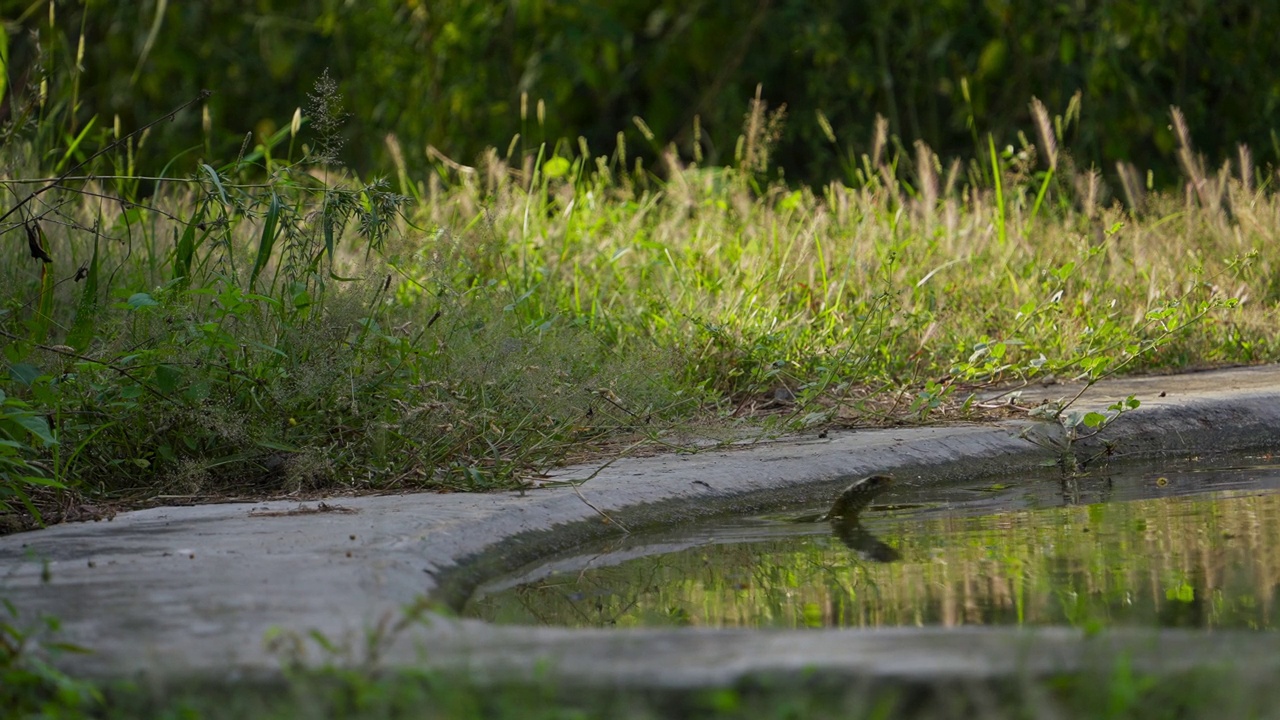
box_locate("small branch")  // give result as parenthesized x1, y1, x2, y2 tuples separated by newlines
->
(570, 482, 630, 534)
(539, 438, 652, 533)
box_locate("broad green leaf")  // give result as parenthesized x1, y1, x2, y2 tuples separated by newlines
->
(8, 363, 40, 386)
(11, 413, 56, 446)
(154, 364, 183, 395)
(127, 292, 160, 310)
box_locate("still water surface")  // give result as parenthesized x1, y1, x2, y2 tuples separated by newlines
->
(465, 457, 1280, 630)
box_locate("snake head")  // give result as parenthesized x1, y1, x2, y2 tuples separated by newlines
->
(826, 474, 894, 520)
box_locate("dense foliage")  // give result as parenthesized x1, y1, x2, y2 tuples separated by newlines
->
(5, 0, 1279, 185)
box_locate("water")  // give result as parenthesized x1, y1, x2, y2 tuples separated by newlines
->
(464, 456, 1280, 631)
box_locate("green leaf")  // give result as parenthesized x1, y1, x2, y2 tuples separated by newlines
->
(201, 163, 230, 207)
(779, 190, 803, 212)
(542, 156, 571, 178)
(11, 412, 56, 446)
(1166, 582, 1195, 603)
(154, 364, 183, 395)
(18, 475, 66, 489)
(1081, 412, 1108, 428)
(8, 363, 41, 386)
(250, 192, 282, 290)
(184, 382, 211, 402)
(127, 292, 160, 310)
(55, 116, 98, 174)
(174, 207, 206, 289)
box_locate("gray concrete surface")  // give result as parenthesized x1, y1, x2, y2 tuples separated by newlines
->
(3, 365, 1280, 688)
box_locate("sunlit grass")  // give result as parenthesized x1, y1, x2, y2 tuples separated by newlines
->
(1, 80, 1277, 531)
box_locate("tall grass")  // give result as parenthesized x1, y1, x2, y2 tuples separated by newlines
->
(0, 68, 1275, 530)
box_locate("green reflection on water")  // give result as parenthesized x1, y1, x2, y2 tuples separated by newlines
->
(466, 480, 1280, 631)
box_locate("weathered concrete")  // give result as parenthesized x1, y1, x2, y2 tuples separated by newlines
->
(3, 365, 1280, 688)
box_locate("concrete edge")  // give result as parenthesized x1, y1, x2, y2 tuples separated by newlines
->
(430, 386, 1280, 608)
(3, 366, 1280, 690)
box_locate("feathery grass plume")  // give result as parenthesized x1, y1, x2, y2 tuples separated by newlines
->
(737, 84, 786, 176)
(662, 146, 686, 192)
(816, 109, 837, 144)
(870, 114, 888, 170)
(1116, 161, 1146, 212)
(632, 115, 655, 142)
(942, 158, 962, 198)
(1237, 144, 1253, 194)
(878, 163, 903, 210)
(1170, 105, 1223, 213)
(1075, 168, 1101, 219)
(914, 139, 938, 224)
(1022, 97, 1060, 235)
(1030, 97, 1057, 171)
(306, 69, 347, 166)
(1216, 159, 1234, 218)
(384, 133, 410, 197)
(1054, 88, 1085, 141)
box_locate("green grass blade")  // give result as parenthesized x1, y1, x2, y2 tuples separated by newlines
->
(54, 116, 98, 174)
(201, 163, 230, 207)
(1025, 168, 1054, 236)
(173, 206, 205, 289)
(988, 134, 1007, 247)
(249, 193, 282, 290)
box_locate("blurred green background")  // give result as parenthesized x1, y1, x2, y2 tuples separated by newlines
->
(4, 0, 1278, 185)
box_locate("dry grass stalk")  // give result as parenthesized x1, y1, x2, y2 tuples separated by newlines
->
(1116, 161, 1145, 211)
(1029, 97, 1058, 171)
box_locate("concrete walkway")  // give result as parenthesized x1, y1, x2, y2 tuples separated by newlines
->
(3, 365, 1280, 687)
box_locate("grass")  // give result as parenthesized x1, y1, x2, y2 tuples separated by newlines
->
(7, 643, 1278, 720)
(1, 72, 1276, 530)
(4, 34, 1280, 720)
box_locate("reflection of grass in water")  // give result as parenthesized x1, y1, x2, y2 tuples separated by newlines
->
(469, 490, 1280, 630)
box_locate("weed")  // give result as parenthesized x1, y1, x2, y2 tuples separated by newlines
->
(1, 596, 101, 716)
(1, 62, 1274, 529)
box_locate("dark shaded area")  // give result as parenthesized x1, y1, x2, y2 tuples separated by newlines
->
(5, 1, 1278, 185)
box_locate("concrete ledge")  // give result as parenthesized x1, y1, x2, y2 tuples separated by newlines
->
(3, 365, 1280, 688)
